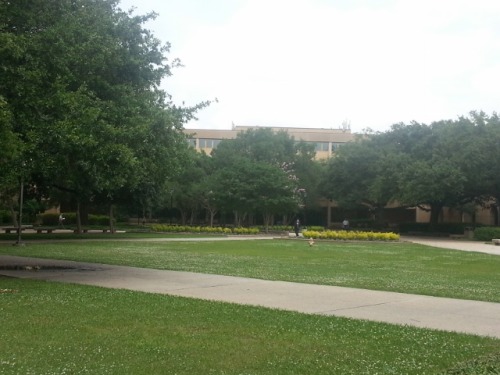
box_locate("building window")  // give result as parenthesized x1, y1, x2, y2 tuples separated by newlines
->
(315, 142, 329, 152)
(331, 142, 343, 152)
(187, 138, 196, 148)
(199, 139, 221, 149)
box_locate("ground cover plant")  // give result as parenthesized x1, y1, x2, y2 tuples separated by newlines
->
(303, 229, 399, 241)
(151, 224, 260, 234)
(1, 239, 499, 302)
(0, 277, 498, 375)
(474, 226, 500, 241)
(149, 225, 400, 240)
(0, 231, 216, 242)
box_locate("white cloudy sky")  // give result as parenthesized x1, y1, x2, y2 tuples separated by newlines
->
(118, 0, 500, 133)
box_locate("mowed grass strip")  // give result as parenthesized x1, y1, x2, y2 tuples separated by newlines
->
(0, 278, 498, 375)
(1, 239, 499, 302)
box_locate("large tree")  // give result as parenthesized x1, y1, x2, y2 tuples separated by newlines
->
(0, 0, 203, 229)
(323, 115, 498, 227)
(396, 158, 466, 226)
(386, 122, 461, 225)
(391, 116, 498, 226)
(171, 150, 213, 225)
(470, 112, 500, 224)
(0, 97, 22, 224)
(209, 128, 316, 226)
(322, 134, 402, 226)
(209, 156, 298, 230)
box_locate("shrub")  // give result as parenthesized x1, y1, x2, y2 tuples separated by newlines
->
(89, 214, 110, 226)
(259, 225, 289, 232)
(37, 212, 76, 226)
(0, 209, 11, 224)
(233, 227, 260, 235)
(151, 225, 260, 235)
(399, 222, 475, 235)
(473, 227, 500, 241)
(260, 225, 326, 232)
(348, 218, 375, 229)
(305, 226, 325, 232)
(37, 212, 110, 226)
(303, 230, 399, 241)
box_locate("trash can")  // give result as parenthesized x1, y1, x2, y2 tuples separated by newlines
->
(464, 227, 474, 240)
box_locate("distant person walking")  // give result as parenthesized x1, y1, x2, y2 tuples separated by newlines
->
(294, 219, 300, 237)
(58, 213, 65, 228)
(342, 218, 349, 230)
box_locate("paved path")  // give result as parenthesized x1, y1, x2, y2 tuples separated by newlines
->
(1, 237, 499, 339)
(402, 236, 500, 256)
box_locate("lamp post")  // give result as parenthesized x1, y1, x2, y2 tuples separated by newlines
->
(170, 189, 174, 224)
(298, 188, 307, 228)
(15, 175, 24, 246)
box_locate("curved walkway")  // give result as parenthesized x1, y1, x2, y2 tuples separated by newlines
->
(1, 237, 499, 339)
(402, 236, 500, 256)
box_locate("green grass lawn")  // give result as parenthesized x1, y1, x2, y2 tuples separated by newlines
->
(1, 238, 499, 302)
(1, 237, 499, 374)
(1, 277, 498, 375)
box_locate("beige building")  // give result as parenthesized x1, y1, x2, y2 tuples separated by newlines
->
(184, 125, 356, 160)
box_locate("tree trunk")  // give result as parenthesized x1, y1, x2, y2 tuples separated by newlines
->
(179, 209, 188, 225)
(9, 199, 18, 227)
(429, 204, 443, 231)
(79, 202, 89, 225)
(263, 213, 272, 233)
(109, 204, 115, 234)
(189, 208, 196, 225)
(209, 209, 217, 227)
(373, 206, 385, 229)
(493, 198, 500, 226)
(76, 201, 82, 234)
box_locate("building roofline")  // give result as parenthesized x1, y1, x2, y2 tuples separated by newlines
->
(185, 125, 352, 134)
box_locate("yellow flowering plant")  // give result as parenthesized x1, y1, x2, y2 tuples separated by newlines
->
(303, 230, 399, 241)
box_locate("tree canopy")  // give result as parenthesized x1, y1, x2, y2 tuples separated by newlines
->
(172, 128, 318, 229)
(322, 112, 500, 226)
(0, 0, 206, 229)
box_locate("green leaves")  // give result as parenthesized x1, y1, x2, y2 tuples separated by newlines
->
(207, 128, 317, 225)
(323, 112, 500, 225)
(397, 159, 466, 207)
(0, 0, 199, 217)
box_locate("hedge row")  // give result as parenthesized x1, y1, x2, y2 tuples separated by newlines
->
(473, 227, 500, 241)
(37, 213, 111, 226)
(399, 222, 476, 234)
(151, 224, 260, 235)
(303, 230, 400, 241)
(0, 210, 11, 224)
(150, 225, 400, 240)
(260, 225, 326, 232)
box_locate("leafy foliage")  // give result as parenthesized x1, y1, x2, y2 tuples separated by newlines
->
(303, 229, 399, 241)
(473, 227, 500, 241)
(204, 128, 317, 227)
(0, 0, 206, 228)
(151, 224, 259, 235)
(322, 112, 500, 225)
(37, 212, 110, 226)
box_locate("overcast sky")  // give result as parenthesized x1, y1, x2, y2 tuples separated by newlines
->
(118, 0, 500, 133)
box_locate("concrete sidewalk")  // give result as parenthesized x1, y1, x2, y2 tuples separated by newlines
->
(1, 252, 499, 339)
(402, 236, 500, 256)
